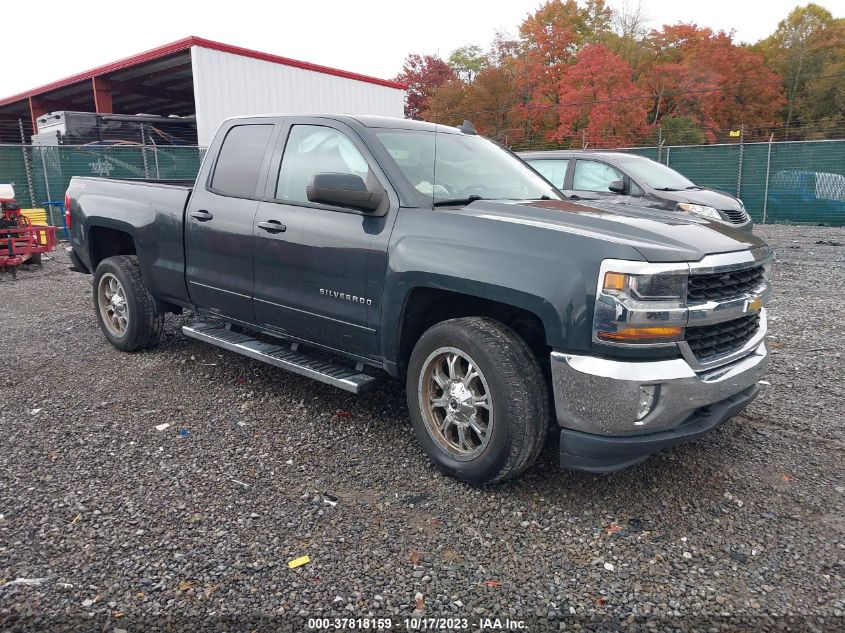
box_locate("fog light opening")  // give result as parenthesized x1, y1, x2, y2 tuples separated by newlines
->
(636, 385, 658, 423)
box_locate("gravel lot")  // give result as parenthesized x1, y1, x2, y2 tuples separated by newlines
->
(1, 225, 843, 632)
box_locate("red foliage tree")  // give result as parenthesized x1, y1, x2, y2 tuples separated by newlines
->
(553, 44, 650, 147)
(642, 24, 785, 141)
(515, 0, 613, 139)
(394, 54, 456, 120)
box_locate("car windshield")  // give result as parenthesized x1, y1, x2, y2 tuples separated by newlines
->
(374, 128, 560, 206)
(619, 157, 695, 190)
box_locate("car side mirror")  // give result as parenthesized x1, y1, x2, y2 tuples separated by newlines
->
(306, 173, 384, 212)
(608, 179, 625, 194)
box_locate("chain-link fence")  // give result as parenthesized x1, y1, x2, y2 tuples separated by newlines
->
(514, 137, 845, 226)
(620, 139, 845, 225)
(0, 144, 206, 215)
(1, 138, 844, 226)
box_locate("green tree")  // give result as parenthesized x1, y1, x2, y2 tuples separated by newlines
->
(660, 115, 705, 145)
(606, 0, 651, 77)
(755, 4, 839, 134)
(448, 45, 487, 83)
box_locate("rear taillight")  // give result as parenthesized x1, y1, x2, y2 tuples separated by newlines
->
(64, 191, 71, 229)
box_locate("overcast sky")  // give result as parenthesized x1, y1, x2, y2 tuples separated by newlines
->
(3, 0, 843, 98)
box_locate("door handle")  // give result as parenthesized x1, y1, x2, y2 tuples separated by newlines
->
(258, 220, 286, 233)
(190, 210, 214, 221)
(568, 195, 581, 200)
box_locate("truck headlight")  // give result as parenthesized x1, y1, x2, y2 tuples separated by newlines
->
(593, 262, 688, 346)
(603, 271, 687, 301)
(677, 203, 720, 220)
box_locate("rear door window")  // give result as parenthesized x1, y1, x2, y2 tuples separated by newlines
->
(573, 160, 624, 193)
(210, 124, 274, 198)
(528, 159, 569, 188)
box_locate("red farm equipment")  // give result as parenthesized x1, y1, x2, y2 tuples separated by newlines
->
(1, 185, 59, 279)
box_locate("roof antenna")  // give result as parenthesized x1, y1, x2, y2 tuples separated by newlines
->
(458, 119, 477, 135)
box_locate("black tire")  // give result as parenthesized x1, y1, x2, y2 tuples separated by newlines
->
(406, 317, 549, 484)
(28, 252, 42, 266)
(93, 255, 163, 352)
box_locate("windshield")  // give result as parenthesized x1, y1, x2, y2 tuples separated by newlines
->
(619, 158, 695, 190)
(374, 129, 560, 206)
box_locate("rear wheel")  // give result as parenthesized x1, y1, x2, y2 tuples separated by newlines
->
(406, 317, 549, 484)
(93, 255, 163, 352)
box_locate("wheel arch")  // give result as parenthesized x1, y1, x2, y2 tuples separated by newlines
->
(387, 282, 561, 377)
(87, 223, 138, 270)
(87, 222, 181, 314)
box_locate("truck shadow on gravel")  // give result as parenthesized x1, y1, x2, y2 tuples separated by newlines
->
(160, 318, 742, 509)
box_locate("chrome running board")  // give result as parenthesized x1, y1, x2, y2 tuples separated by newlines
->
(182, 322, 378, 394)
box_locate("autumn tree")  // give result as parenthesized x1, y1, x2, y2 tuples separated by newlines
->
(641, 24, 784, 141)
(423, 78, 468, 125)
(396, 0, 842, 148)
(552, 44, 650, 147)
(394, 54, 456, 120)
(425, 37, 526, 145)
(515, 0, 614, 138)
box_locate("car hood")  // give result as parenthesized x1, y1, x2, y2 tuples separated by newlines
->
(653, 187, 743, 210)
(461, 198, 766, 262)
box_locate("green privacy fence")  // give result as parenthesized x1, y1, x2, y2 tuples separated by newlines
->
(1, 140, 844, 226)
(625, 139, 845, 226)
(0, 144, 205, 215)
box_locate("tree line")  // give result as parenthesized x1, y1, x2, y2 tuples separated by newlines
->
(394, 1, 845, 148)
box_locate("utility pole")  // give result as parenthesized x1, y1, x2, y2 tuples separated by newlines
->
(762, 133, 774, 224)
(736, 124, 745, 198)
(18, 118, 36, 207)
(657, 126, 664, 164)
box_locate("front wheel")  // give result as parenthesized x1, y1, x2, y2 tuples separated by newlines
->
(406, 317, 549, 484)
(93, 255, 163, 352)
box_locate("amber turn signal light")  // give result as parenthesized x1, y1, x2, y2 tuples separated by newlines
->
(603, 272, 628, 291)
(597, 326, 683, 343)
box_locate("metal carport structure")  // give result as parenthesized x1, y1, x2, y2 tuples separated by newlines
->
(0, 36, 406, 145)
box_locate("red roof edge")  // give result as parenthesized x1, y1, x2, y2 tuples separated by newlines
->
(192, 37, 408, 91)
(0, 36, 406, 109)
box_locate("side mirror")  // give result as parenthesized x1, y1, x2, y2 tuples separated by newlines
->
(608, 179, 625, 194)
(306, 173, 384, 212)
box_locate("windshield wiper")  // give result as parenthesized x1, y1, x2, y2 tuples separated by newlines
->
(654, 187, 683, 191)
(685, 185, 703, 190)
(432, 194, 483, 207)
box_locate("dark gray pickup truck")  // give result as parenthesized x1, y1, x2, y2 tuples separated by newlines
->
(65, 115, 772, 483)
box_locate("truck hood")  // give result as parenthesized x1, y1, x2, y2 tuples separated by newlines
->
(461, 198, 766, 262)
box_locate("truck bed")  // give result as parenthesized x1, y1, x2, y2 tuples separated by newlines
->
(66, 176, 194, 306)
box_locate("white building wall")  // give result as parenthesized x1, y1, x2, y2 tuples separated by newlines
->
(191, 46, 406, 146)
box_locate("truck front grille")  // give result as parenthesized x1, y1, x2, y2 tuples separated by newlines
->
(720, 207, 749, 224)
(687, 265, 764, 302)
(685, 313, 760, 362)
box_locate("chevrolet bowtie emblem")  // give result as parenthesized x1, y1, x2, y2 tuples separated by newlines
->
(745, 295, 763, 313)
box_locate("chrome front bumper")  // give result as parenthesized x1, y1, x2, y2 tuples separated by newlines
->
(551, 341, 768, 436)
